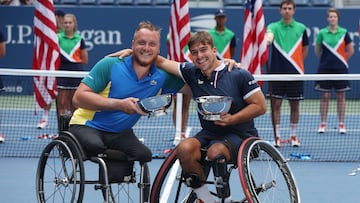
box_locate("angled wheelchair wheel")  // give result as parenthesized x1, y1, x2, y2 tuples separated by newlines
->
(150, 148, 197, 203)
(150, 148, 248, 203)
(36, 139, 85, 203)
(238, 137, 300, 203)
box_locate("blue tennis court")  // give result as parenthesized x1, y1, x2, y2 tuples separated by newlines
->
(1, 157, 359, 202)
(1, 97, 360, 202)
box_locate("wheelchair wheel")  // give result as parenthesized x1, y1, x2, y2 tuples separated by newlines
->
(36, 139, 85, 203)
(104, 162, 150, 203)
(150, 148, 247, 203)
(238, 137, 300, 203)
(150, 148, 196, 203)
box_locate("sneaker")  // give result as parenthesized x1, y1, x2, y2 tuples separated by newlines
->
(273, 136, 281, 148)
(51, 134, 59, 139)
(339, 123, 346, 134)
(318, 123, 326, 133)
(37, 119, 48, 129)
(0, 134, 4, 143)
(290, 135, 300, 147)
(37, 133, 49, 139)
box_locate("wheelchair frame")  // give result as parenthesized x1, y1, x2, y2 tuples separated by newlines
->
(35, 130, 150, 203)
(150, 136, 300, 203)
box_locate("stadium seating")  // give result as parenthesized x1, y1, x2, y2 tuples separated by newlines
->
(153, 0, 171, 5)
(133, 0, 153, 4)
(79, 0, 98, 4)
(98, 0, 117, 4)
(53, 0, 332, 7)
(294, 0, 312, 6)
(311, 0, 332, 6)
(223, 0, 244, 6)
(59, 0, 79, 4)
(117, 0, 134, 4)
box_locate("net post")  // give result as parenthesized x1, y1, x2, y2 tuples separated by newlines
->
(173, 93, 183, 146)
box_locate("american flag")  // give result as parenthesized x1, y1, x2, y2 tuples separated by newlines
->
(32, 0, 60, 113)
(168, 0, 191, 62)
(240, 0, 268, 83)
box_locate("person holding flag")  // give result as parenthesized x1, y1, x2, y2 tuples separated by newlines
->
(266, 0, 309, 147)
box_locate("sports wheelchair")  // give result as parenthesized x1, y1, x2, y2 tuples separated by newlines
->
(35, 115, 150, 203)
(149, 136, 300, 203)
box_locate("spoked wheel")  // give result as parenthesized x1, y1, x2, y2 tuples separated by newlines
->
(102, 162, 150, 203)
(238, 137, 300, 203)
(150, 148, 248, 203)
(150, 148, 196, 203)
(36, 139, 85, 203)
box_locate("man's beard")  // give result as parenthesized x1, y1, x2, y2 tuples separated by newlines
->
(133, 54, 156, 66)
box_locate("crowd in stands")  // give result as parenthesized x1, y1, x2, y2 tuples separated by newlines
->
(0, 0, 333, 7)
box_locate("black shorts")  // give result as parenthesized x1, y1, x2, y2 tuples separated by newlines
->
(270, 81, 304, 100)
(315, 80, 350, 92)
(194, 129, 256, 162)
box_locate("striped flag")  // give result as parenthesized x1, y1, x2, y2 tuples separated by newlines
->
(240, 0, 268, 85)
(168, 0, 191, 62)
(32, 0, 60, 113)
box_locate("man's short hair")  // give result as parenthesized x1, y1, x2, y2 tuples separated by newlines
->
(55, 9, 65, 17)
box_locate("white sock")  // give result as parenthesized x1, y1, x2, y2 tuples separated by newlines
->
(290, 123, 298, 136)
(42, 110, 49, 121)
(275, 124, 280, 138)
(193, 184, 215, 203)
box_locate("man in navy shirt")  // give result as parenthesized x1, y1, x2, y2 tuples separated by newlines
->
(154, 31, 266, 203)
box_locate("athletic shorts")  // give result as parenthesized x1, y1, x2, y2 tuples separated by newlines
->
(194, 129, 257, 162)
(57, 77, 82, 89)
(314, 70, 350, 92)
(315, 80, 350, 92)
(270, 81, 304, 100)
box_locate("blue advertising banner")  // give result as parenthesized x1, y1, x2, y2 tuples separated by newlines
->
(0, 6, 359, 96)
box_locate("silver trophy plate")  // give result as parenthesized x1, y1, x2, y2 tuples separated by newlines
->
(195, 96, 232, 121)
(138, 94, 172, 117)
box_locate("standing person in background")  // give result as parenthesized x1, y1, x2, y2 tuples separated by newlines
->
(266, 0, 309, 147)
(36, 9, 66, 129)
(56, 13, 88, 129)
(55, 9, 65, 32)
(0, 30, 6, 143)
(208, 9, 237, 59)
(315, 8, 354, 134)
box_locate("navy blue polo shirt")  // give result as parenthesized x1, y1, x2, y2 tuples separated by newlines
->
(179, 62, 261, 136)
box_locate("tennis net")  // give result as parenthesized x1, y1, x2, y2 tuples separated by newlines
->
(0, 68, 360, 162)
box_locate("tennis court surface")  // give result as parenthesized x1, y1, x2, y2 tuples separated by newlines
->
(0, 158, 359, 202)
